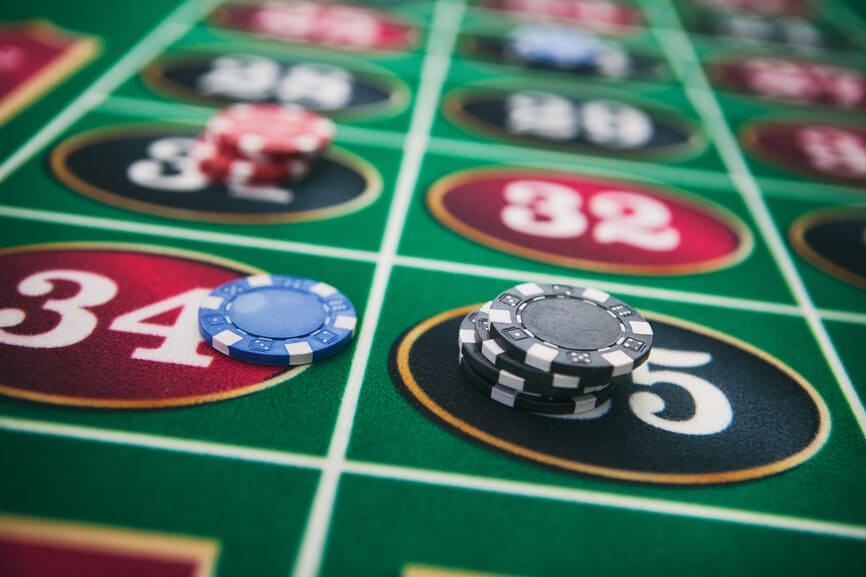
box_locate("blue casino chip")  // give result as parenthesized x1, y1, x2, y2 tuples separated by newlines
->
(506, 24, 605, 69)
(198, 274, 357, 365)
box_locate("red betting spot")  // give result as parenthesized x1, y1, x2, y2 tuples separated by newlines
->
(211, 1, 417, 52)
(0, 540, 200, 577)
(743, 122, 866, 187)
(0, 516, 217, 577)
(480, 0, 643, 35)
(0, 22, 98, 124)
(711, 56, 866, 111)
(428, 169, 750, 275)
(0, 246, 296, 408)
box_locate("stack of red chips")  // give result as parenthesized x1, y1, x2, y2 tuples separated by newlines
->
(193, 103, 336, 185)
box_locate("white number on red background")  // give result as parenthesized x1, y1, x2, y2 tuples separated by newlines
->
(109, 289, 214, 368)
(798, 127, 866, 177)
(0, 269, 213, 368)
(501, 180, 680, 251)
(0, 270, 118, 348)
(745, 58, 865, 106)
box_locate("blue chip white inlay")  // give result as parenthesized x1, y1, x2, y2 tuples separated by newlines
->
(198, 274, 356, 365)
(507, 24, 605, 69)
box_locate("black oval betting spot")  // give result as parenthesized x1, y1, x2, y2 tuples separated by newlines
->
(453, 92, 695, 156)
(391, 307, 828, 484)
(149, 54, 395, 112)
(52, 128, 380, 224)
(804, 218, 866, 279)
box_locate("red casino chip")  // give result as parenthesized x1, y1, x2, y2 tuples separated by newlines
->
(427, 169, 752, 275)
(480, 0, 642, 35)
(210, 1, 417, 52)
(206, 103, 335, 160)
(197, 151, 312, 185)
(743, 122, 866, 187)
(711, 56, 866, 111)
(190, 137, 312, 185)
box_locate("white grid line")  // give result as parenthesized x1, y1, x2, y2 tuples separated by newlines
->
(343, 461, 866, 542)
(3, 416, 865, 542)
(290, 3, 466, 576)
(0, 0, 862, 561)
(2, 203, 865, 326)
(0, 0, 222, 185)
(0, 417, 324, 470)
(392, 254, 804, 317)
(0, 205, 379, 264)
(651, 2, 866, 436)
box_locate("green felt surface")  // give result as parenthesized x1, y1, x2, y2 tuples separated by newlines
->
(1, 0, 865, 576)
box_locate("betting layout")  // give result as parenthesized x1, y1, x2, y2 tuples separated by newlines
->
(0, 0, 861, 481)
(1, 0, 865, 576)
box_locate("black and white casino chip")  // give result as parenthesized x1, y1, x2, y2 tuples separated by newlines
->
(486, 283, 653, 378)
(458, 305, 614, 396)
(458, 356, 614, 416)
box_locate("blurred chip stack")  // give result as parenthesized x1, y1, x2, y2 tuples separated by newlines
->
(193, 103, 336, 186)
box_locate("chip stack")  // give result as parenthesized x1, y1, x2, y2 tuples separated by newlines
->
(193, 103, 336, 186)
(458, 283, 654, 416)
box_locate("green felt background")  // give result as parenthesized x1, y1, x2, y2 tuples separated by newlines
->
(1, 1, 865, 576)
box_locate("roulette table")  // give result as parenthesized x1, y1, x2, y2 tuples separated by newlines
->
(1, 0, 865, 575)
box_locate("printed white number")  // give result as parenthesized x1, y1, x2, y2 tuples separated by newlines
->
(501, 180, 587, 238)
(255, 3, 382, 48)
(127, 137, 209, 191)
(506, 92, 652, 147)
(798, 127, 866, 177)
(127, 137, 294, 203)
(110, 289, 214, 368)
(276, 63, 352, 110)
(198, 54, 280, 101)
(629, 347, 733, 435)
(317, 7, 382, 48)
(596, 48, 631, 79)
(500, 182, 679, 252)
(0, 270, 118, 348)
(506, 91, 580, 141)
(746, 57, 818, 100)
(720, 15, 774, 43)
(580, 100, 652, 148)
(590, 191, 680, 251)
(0, 270, 219, 368)
(227, 182, 294, 205)
(197, 55, 354, 110)
(721, 15, 820, 47)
